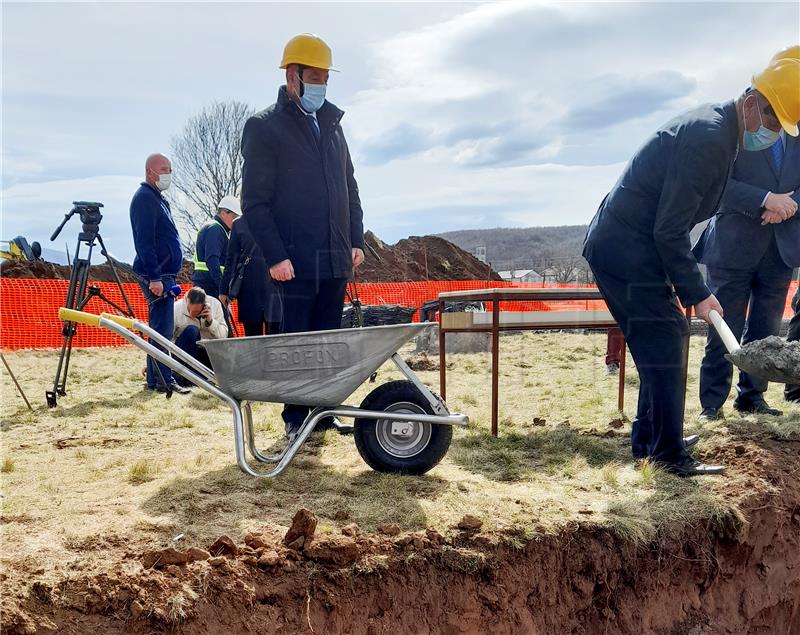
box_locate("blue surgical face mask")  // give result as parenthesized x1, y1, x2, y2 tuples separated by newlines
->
(742, 95, 780, 151)
(299, 81, 326, 113)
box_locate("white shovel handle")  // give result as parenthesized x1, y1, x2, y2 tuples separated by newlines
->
(708, 310, 741, 354)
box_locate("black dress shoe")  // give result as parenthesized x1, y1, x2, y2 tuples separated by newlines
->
(734, 401, 782, 416)
(632, 435, 700, 459)
(662, 457, 725, 477)
(699, 407, 723, 421)
(684, 434, 700, 450)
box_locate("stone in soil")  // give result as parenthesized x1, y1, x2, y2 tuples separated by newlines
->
(283, 508, 317, 546)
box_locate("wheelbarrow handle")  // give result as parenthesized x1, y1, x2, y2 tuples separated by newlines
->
(58, 307, 100, 327)
(708, 310, 741, 354)
(100, 312, 135, 329)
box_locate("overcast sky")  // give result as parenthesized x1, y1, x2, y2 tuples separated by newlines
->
(2, 1, 797, 263)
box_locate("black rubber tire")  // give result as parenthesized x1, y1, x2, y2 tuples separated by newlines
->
(354, 380, 453, 475)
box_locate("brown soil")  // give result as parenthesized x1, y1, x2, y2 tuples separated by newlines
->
(356, 232, 502, 282)
(0, 259, 194, 284)
(1, 232, 499, 285)
(3, 438, 798, 635)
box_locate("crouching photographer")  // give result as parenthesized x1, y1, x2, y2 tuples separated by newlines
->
(173, 287, 227, 385)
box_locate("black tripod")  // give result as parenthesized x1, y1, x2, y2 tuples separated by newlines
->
(46, 202, 136, 407)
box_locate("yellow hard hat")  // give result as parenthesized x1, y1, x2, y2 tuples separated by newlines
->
(770, 45, 800, 63)
(752, 57, 800, 136)
(279, 34, 336, 70)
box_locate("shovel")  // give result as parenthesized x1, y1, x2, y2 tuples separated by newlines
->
(708, 310, 800, 384)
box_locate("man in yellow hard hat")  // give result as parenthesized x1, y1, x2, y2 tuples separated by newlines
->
(583, 51, 800, 477)
(241, 34, 365, 440)
(695, 47, 800, 422)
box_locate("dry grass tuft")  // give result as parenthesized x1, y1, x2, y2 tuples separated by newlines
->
(1, 458, 15, 473)
(129, 460, 156, 484)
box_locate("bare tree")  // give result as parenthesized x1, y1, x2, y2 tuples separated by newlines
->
(168, 100, 254, 252)
(552, 256, 583, 284)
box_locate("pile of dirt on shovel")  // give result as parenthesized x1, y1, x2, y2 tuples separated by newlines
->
(728, 336, 800, 383)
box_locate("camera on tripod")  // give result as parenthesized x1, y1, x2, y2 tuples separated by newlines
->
(50, 201, 104, 243)
(47, 200, 137, 407)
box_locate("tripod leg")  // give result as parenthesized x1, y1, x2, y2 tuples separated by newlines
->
(97, 234, 136, 317)
(47, 242, 92, 406)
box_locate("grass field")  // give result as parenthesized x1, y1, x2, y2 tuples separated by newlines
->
(2, 331, 799, 593)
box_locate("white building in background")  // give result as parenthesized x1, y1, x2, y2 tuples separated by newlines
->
(473, 244, 487, 263)
(497, 269, 544, 283)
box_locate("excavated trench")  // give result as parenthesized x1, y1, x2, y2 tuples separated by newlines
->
(3, 439, 799, 635)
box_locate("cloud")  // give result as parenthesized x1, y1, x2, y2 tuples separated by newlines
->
(359, 123, 433, 165)
(3, 1, 799, 249)
(560, 71, 696, 130)
(2, 176, 143, 263)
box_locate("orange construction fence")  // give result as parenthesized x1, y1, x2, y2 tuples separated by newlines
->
(0, 278, 796, 351)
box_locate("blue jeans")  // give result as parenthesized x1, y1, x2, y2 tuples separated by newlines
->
(174, 325, 211, 368)
(138, 276, 176, 388)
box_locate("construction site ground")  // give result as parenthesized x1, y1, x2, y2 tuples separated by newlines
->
(1, 332, 798, 634)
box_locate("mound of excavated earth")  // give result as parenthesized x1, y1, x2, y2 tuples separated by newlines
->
(355, 231, 502, 282)
(1, 232, 500, 285)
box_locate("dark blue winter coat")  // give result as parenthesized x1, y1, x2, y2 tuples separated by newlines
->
(220, 216, 282, 324)
(583, 101, 739, 308)
(240, 86, 364, 280)
(693, 133, 800, 270)
(129, 182, 182, 281)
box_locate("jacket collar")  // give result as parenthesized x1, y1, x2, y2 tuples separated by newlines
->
(276, 85, 344, 128)
(141, 182, 166, 200)
(720, 100, 740, 155)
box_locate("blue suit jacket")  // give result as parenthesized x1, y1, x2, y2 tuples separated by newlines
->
(583, 101, 738, 307)
(693, 135, 800, 270)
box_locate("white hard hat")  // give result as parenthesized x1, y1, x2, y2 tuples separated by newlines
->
(217, 195, 241, 215)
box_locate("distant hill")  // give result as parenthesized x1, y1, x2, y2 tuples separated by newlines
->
(437, 226, 589, 272)
(439, 221, 711, 273)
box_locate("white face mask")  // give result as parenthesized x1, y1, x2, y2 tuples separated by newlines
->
(155, 173, 171, 192)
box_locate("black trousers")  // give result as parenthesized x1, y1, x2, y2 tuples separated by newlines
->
(786, 285, 800, 401)
(590, 266, 691, 463)
(242, 321, 281, 337)
(279, 277, 348, 425)
(699, 238, 793, 409)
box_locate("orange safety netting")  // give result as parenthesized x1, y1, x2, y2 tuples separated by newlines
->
(0, 278, 796, 351)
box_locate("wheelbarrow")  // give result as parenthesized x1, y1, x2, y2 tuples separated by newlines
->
(57, 308, 468, 478)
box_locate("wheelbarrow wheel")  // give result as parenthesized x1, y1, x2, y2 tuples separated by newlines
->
(355, 380, 452, 475)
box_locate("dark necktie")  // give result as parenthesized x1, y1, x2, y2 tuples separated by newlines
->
(771, 137, 784, 173)
(306, 114, 320, 143)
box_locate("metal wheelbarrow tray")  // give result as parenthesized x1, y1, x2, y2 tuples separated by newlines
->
(201, 324, 431, 405)
(58, 309, 468, 479)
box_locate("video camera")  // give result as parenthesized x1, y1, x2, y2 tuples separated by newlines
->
(50, 201, 104, 242)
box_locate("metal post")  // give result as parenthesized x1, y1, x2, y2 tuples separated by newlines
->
(491, 297, 500, 437)
(617, 336, 626, 412)
(438, 298, 446, 401)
